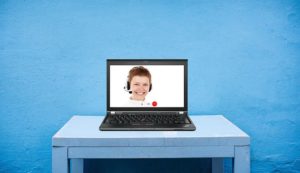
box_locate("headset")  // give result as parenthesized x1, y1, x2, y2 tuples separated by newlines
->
(124, 81, 152, 94)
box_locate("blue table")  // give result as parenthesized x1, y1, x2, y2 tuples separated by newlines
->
(52, 115, 250, 173)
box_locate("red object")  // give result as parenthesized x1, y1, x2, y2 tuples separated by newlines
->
(152, 101, 157, 107)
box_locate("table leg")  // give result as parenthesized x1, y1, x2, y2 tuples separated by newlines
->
(71, 159, 84, 173)
(52, 146, 69, 173)
(212, 158, 224, 173)
(234, 145, 250, 173)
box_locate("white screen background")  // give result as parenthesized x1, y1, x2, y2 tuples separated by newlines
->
(110, 65, 184, 107)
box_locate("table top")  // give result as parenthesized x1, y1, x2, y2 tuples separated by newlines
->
(52, 115, 250, 147)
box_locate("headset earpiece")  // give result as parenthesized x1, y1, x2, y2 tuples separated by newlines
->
(127, 81, 130, 90)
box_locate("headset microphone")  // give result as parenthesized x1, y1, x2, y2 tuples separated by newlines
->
(123, 85, 132, 94)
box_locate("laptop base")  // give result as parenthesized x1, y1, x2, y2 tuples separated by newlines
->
(100, 112, 196, 131)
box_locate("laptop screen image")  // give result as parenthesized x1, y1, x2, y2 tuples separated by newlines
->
(107, 59, 187, 112)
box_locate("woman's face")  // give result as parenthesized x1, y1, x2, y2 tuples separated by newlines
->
(130, 75, 150, 101)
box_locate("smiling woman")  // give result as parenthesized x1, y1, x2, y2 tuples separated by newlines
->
(124, 66, 152, 106)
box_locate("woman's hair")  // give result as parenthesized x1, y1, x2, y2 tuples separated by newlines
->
(128, 66, 151, 83)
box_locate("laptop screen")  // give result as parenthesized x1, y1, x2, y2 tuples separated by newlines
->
(107, 59, 187, 111)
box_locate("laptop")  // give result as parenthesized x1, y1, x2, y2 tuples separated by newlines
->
(99, 59, 196, 131)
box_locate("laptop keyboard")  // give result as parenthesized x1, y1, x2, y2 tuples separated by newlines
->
(106, 112, 190, 125)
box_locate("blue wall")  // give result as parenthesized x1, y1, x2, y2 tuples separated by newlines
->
(1, 0, 300, 172)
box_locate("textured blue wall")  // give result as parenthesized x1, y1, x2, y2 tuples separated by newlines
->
(1, 0, 300, 172)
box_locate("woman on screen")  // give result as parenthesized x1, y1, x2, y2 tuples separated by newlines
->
(124, 66, 152, 107)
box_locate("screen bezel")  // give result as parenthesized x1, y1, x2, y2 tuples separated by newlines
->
(107, 59, 188, 112)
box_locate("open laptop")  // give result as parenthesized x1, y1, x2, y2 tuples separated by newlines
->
(99, 59, 196, 131)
